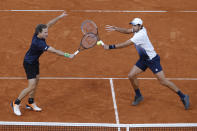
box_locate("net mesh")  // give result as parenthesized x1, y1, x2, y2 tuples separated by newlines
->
(81, 33, 97, 49)
(0, 122, 197, 131)
(0, 125, 124, 131)
(81, 20, 98, 34)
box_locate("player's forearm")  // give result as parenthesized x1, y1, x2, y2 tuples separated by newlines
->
(48, 47, 64, 56)
(54, 50, 65, 56)
(107, 40, 133, 49)
(47, 15, 63, 28)
(47, 47, 74, 58)
(115, 42, 131, 49)
(114, 27, 132, 34)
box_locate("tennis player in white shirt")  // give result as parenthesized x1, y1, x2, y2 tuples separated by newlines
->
(104, 18, 189, 110)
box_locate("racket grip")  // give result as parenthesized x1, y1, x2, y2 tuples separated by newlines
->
(98, 40, 105, 46)
(74, 50, 79, 55)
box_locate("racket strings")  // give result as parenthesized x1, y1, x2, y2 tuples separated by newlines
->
(81, 33, 97, 49)
(82, 22, 98, 34)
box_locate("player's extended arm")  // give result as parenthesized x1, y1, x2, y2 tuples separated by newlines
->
(47, 46, 74, 58)
(103, 40, 133, 50)
(105, 25, 133, 34)
(46, 11, 67, 28)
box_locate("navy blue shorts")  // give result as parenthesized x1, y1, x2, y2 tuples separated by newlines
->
(135, 55, 163, 74)
(23, 61, 39, 79)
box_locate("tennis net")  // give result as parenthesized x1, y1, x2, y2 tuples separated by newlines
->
(0, 121, 197, 131)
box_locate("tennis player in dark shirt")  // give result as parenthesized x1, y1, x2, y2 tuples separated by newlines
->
(11, 11, 74, 116)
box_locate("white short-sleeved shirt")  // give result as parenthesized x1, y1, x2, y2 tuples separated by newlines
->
(130, 27, 157, 60)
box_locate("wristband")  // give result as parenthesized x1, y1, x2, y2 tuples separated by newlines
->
(64, 53, 70, 58)
(109, 45, 116, 49)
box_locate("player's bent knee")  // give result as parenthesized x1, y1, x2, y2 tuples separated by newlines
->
(128, 74, 136, 80)
(28, 85, 36, 90)
(28, 82, 37, 90)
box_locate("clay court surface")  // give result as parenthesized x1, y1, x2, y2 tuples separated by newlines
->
(0, 0, 197, 124)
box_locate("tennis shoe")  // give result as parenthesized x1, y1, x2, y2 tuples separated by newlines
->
(26, 103, 42, 111)
(132, 96, 144, 106)
(181, 95, 190, 110)
(11, 101, 21, 116)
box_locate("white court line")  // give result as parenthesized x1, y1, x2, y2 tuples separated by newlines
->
(0, 77, 197, 80)
(71, 10, 168, 13)
(0, 10, 64, 12)
(0, 121, 196, 127)
(109, 79, 120, 125)
(1, 10, 197, 13)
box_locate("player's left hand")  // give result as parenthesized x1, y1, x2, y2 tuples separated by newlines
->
(69, 54, 75, 59)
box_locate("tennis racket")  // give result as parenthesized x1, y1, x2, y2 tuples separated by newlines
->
(81, 20, 104, 46)
(74, 32, 98, 55)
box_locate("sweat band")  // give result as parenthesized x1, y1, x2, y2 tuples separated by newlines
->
(109, 45, 116, 49)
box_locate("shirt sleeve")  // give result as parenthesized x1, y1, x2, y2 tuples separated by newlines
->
(130, 33, 144, 46)
(37, 41, 49, 51)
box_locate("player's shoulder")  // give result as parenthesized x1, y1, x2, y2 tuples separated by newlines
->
(136, 28, 147, 36)
(134, 29, 144, 37)
(139, 27, 146, 33)
(32, 37, 46, 48)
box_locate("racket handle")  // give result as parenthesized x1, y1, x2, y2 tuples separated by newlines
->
(98, 40, 105, 46)
(74, 50, 79, 55)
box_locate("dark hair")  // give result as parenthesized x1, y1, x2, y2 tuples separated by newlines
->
(35, 24, 47, 35)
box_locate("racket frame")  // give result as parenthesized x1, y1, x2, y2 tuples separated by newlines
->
(74, 32, 98, 55)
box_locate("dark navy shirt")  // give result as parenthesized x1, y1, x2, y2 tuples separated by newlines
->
(24, 34, 49, 64)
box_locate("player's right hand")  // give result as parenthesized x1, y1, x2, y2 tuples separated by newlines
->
(103, 44, 109, 50)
